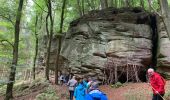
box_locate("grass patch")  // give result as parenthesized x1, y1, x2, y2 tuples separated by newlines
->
(164, 89, 170, 99)
(124, 89, 152, 100)
(0, 84, 6, 96)
(35, 86, 59, 100)
(111, 82, 123, 88)
(0, 78, 49, 98)
(13, 78, 49, 97)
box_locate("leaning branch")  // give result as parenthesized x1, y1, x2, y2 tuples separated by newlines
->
(0, 14, 14, 26)
(0, 40, 14, 48)
(32, 0, 48, 13)
(150, 6, 170, 40)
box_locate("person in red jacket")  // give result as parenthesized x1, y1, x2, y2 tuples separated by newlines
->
(147, 68, 166, 100)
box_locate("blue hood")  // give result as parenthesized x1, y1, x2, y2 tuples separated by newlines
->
(89, 90, 106, 100)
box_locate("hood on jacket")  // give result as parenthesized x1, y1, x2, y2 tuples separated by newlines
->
(89, 90, 104, 99)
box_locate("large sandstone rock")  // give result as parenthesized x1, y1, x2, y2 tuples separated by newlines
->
(157, 17, 170, 78)
(60, 8, 153, 80)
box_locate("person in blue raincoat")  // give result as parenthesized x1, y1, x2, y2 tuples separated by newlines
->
(83, 77, 88, 89)
(74, 76, 86, 100)
(85, 81, 108, 100)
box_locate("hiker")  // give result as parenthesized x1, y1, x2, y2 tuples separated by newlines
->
(86, 77, 93, 93)
(65, 74, 70, 83)
(67, 76, 77, 100)
(83, 77, 88, 89)
(147, 68, 166, 100)
(85, 81, 108, 100)
(74, 76, 86, 100)
(59, 74, 64, 85)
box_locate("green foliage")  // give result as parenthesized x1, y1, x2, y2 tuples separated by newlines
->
(12, 78, 49, 97)
(35, 86, 59, 100)
(0, 21, 13, 29)
(0, 84, 6, 96)
(158, 53, 166, 58)
(111, 82, 123, 88)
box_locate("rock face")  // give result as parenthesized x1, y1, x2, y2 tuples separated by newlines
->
(59, 8, 153, 80)
(157, 16, 170, 77)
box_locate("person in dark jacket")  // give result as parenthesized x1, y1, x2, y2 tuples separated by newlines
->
(147, 68, 166, 100)
(85, 81, 108, 100)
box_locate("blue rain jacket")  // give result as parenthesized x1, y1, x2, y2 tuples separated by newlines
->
(85, 89, 108, 100)
(74, 83, 86, 100)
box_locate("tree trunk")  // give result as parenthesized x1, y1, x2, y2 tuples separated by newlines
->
(133, 65, 140, 82)
(59, 0, 66, 59)
(33, 15, 38, 80)
(114, 64, 118, 83)
(45, 13, 49, 38)
(147, 0, 152, 11)
(159, 0, 169, 17)
(104, 0, 108, 8)
(131, 0, 134, 7)
(55, 0, 67, 85)
(158, 0, 170, 40)
(126, 64, 129, 82)
(82, 0, 85, 15)
(77, 0, 82, 17)
(5, 0, 24, 99)
(100, 0, 108, 9)
(45, 0, 53, 81)
(109, 0, 113, 7)
(45, 13, 50, 80)
(87, 0, 95, 10)
(124, 0, 130, 7)
(114, 0, 117, 8)
(140, 0, 144, 8)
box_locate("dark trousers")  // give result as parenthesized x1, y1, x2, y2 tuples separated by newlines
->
(69, 90, 74, 100)
(152, 94, 164, 100)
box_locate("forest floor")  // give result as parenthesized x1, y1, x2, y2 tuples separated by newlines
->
(0, 77, 170, 100)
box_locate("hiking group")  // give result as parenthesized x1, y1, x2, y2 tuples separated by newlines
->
(67, 76, 108, 100)
(65, 67, 166, 100)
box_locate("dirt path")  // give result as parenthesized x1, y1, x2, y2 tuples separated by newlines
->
(1, 80, 169, 100)
(100, 83, 152, 100)
(101, 81, 170, 100)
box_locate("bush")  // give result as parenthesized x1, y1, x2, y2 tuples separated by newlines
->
(0, 85, 6, 96)
(111, 82, 123, 88)
(13, 78, 49, 97)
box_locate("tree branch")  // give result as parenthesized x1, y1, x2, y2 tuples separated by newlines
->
(0, 40, 14, 48)
(150, 6, 170, 40)
(0, 14, 14, 26)
(32, 0, 48, 13)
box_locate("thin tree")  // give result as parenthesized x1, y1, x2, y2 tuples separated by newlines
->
(33, 14, 38, 80)
(140, 0, 144, 8)
(158, 0, 169, 17)
(55, 0, 67, 84)
(77, 0, 83, 17)
(147, 0, 152, 11)
(157, 0, 170, 40)
(5, 0, 24, 99)
(82, 0, 85, 15)
(124, 0, 130, 7)
(87, 0, 95, 10)
(109, 0, 114, 7)
(45, 0, 53, 80)
(114, 0, 118, 8)
(100, 0, 108, 9)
